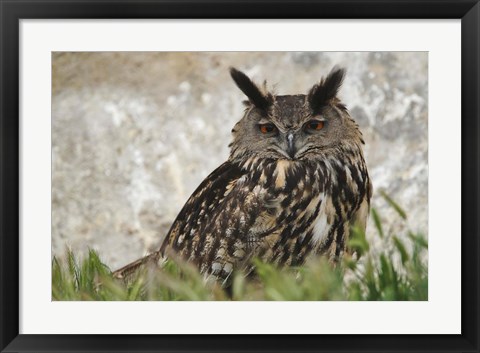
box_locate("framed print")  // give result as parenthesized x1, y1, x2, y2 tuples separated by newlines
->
(1, 1, 479, 352)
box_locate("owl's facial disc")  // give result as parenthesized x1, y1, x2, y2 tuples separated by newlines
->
(229, 67, 363, 163)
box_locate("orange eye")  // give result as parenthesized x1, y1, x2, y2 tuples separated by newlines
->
(306, 120, 325, 131)
(259, 123, 277, 134)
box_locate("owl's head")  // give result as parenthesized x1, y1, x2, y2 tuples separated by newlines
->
(228, 67, 364, 163)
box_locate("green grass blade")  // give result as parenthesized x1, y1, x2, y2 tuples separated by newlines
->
(371, 208, 384, 238)
(392, 236, 409, 265)
(380, 190, 407, 220)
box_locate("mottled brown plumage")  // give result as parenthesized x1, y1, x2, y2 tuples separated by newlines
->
(113, 67, 372, 284)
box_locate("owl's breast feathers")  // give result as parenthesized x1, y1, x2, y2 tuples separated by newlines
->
(160, 144, 371, 281)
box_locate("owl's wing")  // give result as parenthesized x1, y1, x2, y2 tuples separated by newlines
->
(351, 179, 373, 233)
(161, 160, 279, 279)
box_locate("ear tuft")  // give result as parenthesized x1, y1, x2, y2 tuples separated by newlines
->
(230, 67, 272, 111)
(308, 67, 346, 113)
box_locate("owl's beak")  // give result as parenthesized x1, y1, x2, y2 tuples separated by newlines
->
(286, 132, 296, 159)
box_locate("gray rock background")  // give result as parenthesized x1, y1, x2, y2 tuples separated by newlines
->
(52, 52, 428, 269)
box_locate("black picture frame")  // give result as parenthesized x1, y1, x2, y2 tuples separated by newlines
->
(1, 1, 479, 352)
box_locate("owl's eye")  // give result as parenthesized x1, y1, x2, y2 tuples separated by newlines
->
(258, 123, 277, 134)
(305, 120, 325, 131)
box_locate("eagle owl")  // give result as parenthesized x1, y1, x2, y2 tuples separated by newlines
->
(113, 67, 372, 283)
